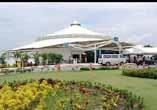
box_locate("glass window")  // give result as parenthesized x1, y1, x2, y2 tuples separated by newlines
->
(112, 55, 118, 58)
(98, 55, 102, 58)
(103, 55, 111, 58)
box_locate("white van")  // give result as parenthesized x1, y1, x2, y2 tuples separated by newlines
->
(98, 54, 126, 65)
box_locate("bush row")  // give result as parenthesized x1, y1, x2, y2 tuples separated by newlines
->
(0, 68, 33, 74)
(40, 53, 63, 65)
(80, 66, 119, 71)
(0, 52, 63, 68)
(122, 67, 157, 79)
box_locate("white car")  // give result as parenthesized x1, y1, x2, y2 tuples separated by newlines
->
(98, 54, 126, 65)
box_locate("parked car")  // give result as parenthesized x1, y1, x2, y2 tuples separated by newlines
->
(98, 54, 126, 66)
(143, 55, 157, 65)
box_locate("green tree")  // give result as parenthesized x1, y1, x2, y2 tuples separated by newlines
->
(144, 44, 152, 47)
(21, 53, 29, 61)
(41, 53, 48, 65)
(21, 53, 30, 67)
(0, 52, 7, 65)
(13, 51, 22, 67)
(47, 53, 56, 65)
(13, 51, 22, 60)
(13, 51, 29, 67)
(32, 53, 40, 66)
(55, 54, 63, 64)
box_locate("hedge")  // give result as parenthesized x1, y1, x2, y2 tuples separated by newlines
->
(41, 53, 63, 65)
(80, 66, 119, 71)
(122, 67, 157, 79)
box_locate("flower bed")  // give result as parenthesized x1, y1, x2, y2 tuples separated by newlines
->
(122, 68, 157, 79)
(0, 79, 144, 110)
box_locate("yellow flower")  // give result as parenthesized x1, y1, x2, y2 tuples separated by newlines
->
(0, 80, 59, 110)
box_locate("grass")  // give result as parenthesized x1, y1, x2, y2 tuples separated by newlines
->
(0, 70, 157, 110)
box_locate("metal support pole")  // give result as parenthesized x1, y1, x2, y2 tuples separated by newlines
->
(94, 44, 97, 64)
(117, 42, 122, 67)
(79, 53, 81, 63)
(99, 49, 101, 56)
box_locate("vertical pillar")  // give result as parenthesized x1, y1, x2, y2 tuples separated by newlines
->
(99, 49, 101, 56)
(118, 42, 122, 54)
(79, 53, 82, 63)
(117, 42, 122, 67)
(94, 44, 97, 64)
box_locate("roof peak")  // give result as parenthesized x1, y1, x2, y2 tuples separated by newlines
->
(70, 20, 81, 26)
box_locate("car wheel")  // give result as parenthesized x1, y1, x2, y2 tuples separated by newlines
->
(106, 62, 111, 66)
(120, 62, 124, 65)
(101, 63, 105, 66)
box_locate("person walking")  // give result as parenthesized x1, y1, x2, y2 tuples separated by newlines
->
(133, 56, 137, 64)
(142, 56, 146, 68)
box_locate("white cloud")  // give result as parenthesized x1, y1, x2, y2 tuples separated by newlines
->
(0, 2, 157, 51)
(49, 2, 157, 9)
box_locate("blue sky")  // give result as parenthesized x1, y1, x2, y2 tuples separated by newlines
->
(0, 2, 157, 51)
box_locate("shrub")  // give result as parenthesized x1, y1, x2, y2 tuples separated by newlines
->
(0, 64, 7, 68)
(80, 66, 119, 71)
(40, 53, 63, 65)
(41, 53, 48, 65)
(95, 66, 119, 70)
(0, 79, 144, 110)
(47, 53, 56, 64)
(0, 68, 16, 75)
(55, 54, 63, 64)
(16, 68, 32, 73)
(7, 64, 16, 68)
(80, 67, 90, 71)
(122, 67, 157, 79)
(32, 53, 40, 65)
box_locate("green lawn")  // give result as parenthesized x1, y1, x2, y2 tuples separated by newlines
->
(0, 70, 157, 110)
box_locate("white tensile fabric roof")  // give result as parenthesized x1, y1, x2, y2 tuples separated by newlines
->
(124, 45, 157, 55)
(44, 21, 110, 40)
(12, 21, 112, 51)
(13, 38, 104, 50)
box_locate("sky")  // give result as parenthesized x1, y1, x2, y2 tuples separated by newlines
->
(0, 2, 157, 52)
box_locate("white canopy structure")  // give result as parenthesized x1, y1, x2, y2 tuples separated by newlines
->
(13, 38, 105, 50)
(37, 21, 111, 41)
(13, 21, 111, 51)
(124, 45, 157, 55)
(11, 21, 125, 63)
